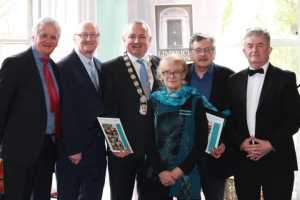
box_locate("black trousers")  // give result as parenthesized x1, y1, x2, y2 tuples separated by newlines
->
(3, 135, 56, 200)
(108, 153, 147, 200)
(56, 133, 107, 200)
(234, 170, 294, 200)
(201, 173, 226, 200)
(56, 157, 106, 200)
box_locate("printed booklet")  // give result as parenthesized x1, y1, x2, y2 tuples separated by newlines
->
(97, 117, 133, 153)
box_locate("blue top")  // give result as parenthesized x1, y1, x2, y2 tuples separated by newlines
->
(190, 63, 214, 99)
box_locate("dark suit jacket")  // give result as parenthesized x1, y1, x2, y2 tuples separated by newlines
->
(186, 63, 234, 178)
(228, 64, 300, 175)
(58, 50, 106, 166)
(0, 48, 61, 166)
(102, 55, 160, 157)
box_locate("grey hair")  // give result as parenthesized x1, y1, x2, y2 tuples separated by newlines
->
(32, 17, 61, 39)
(244, 27, 271, 46)
(189, 33, 215, 51)
(122, 20, 152, 39)
(75, 21, 100, 34)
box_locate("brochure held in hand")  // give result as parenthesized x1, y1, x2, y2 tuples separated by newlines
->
(205, 112, 225, 154)
(97, 117, 133, 153)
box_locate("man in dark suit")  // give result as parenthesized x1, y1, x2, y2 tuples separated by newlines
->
(186, 33, 234, 200)
(228, 28, 300, 200)
(56, 22, 106, 200)
(102, 21, 160, 200)
(0, 17, 61, 200)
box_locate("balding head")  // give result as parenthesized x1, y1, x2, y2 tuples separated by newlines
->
(74, 21, 100, 58)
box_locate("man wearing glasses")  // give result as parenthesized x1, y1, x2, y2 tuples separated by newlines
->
(186, 33, 234, 200)
(56, 22, 106, 200)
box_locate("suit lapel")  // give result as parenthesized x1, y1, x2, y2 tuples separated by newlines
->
(27, 49, 48, 115)
(210, 66, 219, 103)
(257, 64, 273, 112)
(27, 48, 46, 99)
(73, 52, 99, 93)
(149, 56, 160, 91)
(49, 58, 62, 99)
(239, 70, 248, 121)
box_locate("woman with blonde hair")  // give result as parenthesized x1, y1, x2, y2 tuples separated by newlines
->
(144, 54, 215, 200)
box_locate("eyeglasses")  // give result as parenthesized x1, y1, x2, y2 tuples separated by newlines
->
(75, 33, 99, 39)
(161, 70, 183, 77)
(191, 48, 213, 54)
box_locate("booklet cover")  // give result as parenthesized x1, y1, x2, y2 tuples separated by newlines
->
(97, 117, 133, 153)
(205, 112, 225, 154)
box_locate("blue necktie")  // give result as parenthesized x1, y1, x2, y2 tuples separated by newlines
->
(88, 61, 99, 89)
(137, 59, 151, 96)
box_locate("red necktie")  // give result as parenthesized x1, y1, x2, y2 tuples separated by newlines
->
(42, 57, 60, 138)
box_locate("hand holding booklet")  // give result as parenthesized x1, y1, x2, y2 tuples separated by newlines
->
(97, 117, 133, 153)
(205, 112, 225, 154)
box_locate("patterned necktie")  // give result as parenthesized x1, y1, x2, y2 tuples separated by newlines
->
(88, 61, 99, 89)
(42, 57, 60, 138)
(137, 59, 151, 96)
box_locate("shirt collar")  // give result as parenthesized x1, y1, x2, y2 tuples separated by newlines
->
(75, 48, 94, 66)
(127, 52, 149, 64)
(32, 46, 50, 65)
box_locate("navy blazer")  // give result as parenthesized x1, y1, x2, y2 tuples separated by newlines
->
(228, 64, 300, 174)
(0, 48, 62, 166)
(58, 50, 106, 165)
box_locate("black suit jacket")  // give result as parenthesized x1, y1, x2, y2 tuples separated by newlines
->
(186, 63, 234, 178)
(228, 64, 300, 174)
(102, 55, 160, 157)
(0, 48, 61, 166)
(58, 50, 106, 165)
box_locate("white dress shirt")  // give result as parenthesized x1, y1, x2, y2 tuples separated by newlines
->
(246, 63, 269, 137)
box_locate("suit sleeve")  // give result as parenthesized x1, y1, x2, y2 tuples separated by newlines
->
(269, 72, 300, 149)
(102, 63, 119, 117)
(226, 77, 246, 149)
(219, 70, 235, 146)
(60, 64, 85, 156)
(0, 58, 18, 143)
